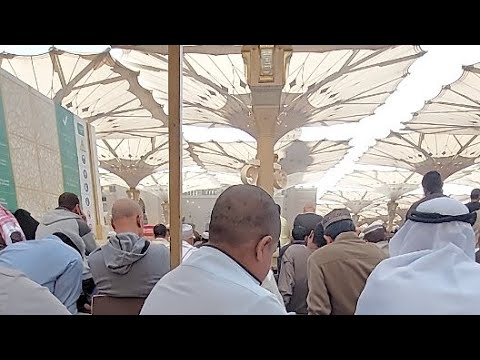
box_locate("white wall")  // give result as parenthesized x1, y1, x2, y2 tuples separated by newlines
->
(283, 187, 318, 225)
(101, 185, 165, 230)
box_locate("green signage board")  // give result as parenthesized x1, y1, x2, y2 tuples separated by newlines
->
(0, 93, 18, 211)
(55, 104, 81, 197)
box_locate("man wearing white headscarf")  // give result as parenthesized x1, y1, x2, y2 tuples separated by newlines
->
(356, 197, 480, 315)
(181, 224, 198, 261)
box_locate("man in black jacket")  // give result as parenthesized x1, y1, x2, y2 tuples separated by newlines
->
(277, 209, 323, 272)
(406, 171, 446, 220)
(466, 188, 480, 213)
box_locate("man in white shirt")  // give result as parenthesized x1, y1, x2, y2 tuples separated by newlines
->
(181, 224, 197, 261)
(0, 266, 70, 315)
(155, 223, 197, 260)
(152, 224, 169, 247)
(141, 184, 288, 315)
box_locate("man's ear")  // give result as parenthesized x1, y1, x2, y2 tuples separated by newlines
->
(255, 235, 273, 261)
(136, 215, 142, 228)
(324, 234, 333, 244)
(308, 230, 314, 240)
(110, 217, 116, 231)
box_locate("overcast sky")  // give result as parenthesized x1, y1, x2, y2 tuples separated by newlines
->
(2, 45, 480, 196)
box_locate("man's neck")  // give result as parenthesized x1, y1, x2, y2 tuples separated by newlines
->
(114, 228, 141, 237)
(206, 243, 262, 282)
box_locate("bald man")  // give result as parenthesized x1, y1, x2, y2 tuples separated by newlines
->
(87, 199, 170, 298)
(141, 185, 287, 315)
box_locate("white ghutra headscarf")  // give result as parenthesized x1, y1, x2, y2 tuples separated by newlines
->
(356, 197, 480, 315)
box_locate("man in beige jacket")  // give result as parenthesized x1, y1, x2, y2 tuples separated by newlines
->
(307, 209, 386, 315)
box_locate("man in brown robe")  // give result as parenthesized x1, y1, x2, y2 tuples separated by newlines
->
(307, 209, 386, 315)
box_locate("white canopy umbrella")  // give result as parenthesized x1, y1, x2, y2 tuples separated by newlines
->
(186, 139, 350, 189)
(0, 48, 167, 138)
(113, 45, 424, 142)
(406, 62, 480, 135)
(359, 130, 480, 180)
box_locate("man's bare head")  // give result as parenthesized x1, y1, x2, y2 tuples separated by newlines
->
(111, 198, 144, 237)
(303, 201, 316, 213)
(209, 184, 280, 281)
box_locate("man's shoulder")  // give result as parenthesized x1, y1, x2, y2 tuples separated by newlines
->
(284, 244, 307, 257)
(0, 266, 24, 280)
(309, 244, 336, 263)
(76, 219, 92, 236)
(467, 201, 480, 213)
(87, 246, 104, 263)
(411, 193, 447, 210)
(309, 237, 373, 264)
(0, 267, 70, 315)
(158, 267, 284, 308)
(248, 292, 287, 315)
(1, 266, 41, 295)
(147, 242, 170, 256)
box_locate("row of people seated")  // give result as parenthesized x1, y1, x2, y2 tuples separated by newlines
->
(3, 178, 480, 314)
(0, 187, 285, 314)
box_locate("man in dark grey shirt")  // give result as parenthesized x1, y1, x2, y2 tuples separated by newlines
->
(36, 192, 98, 255)
(406, 171, 446, 220)
(278, 223, 326, 314)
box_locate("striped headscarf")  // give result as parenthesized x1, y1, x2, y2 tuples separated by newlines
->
(0, 204, 26, 249)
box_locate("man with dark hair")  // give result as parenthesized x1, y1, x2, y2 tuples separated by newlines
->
(278, 210, 322, 267)
(313, 222, 327, 248)
(141, 184, 287, 315)
(466, 188, 480, 213)
(36, 192, 98, 255)
(422, 170, 443, 194)
(467, 189, 480, 248)
(153, 223, 169, 247)
(363, 221, 389, 256)
(13, 209, 39, 240)
(278, 222, 325, 314)
(406, 171, 446, 219)
(307, 209, 386, 315)
(293, 202, 323, 235)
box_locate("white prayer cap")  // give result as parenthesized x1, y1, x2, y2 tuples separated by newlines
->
(201, 231, 209, 240)
(182, 224, 194, 241)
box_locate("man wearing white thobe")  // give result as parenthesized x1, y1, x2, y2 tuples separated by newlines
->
(141, 185, 288, 315)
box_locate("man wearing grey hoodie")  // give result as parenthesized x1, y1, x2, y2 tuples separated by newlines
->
(87, 198, 170, 298)
(36, 193, 98, 255)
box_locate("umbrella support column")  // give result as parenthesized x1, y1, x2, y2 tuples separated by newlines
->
(126, 187, 140, 201)
(387, 200, 398, 232)
(168, 45, 183, 270)
(254, 107, 276, 195)
(242, 45, 292, 196)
